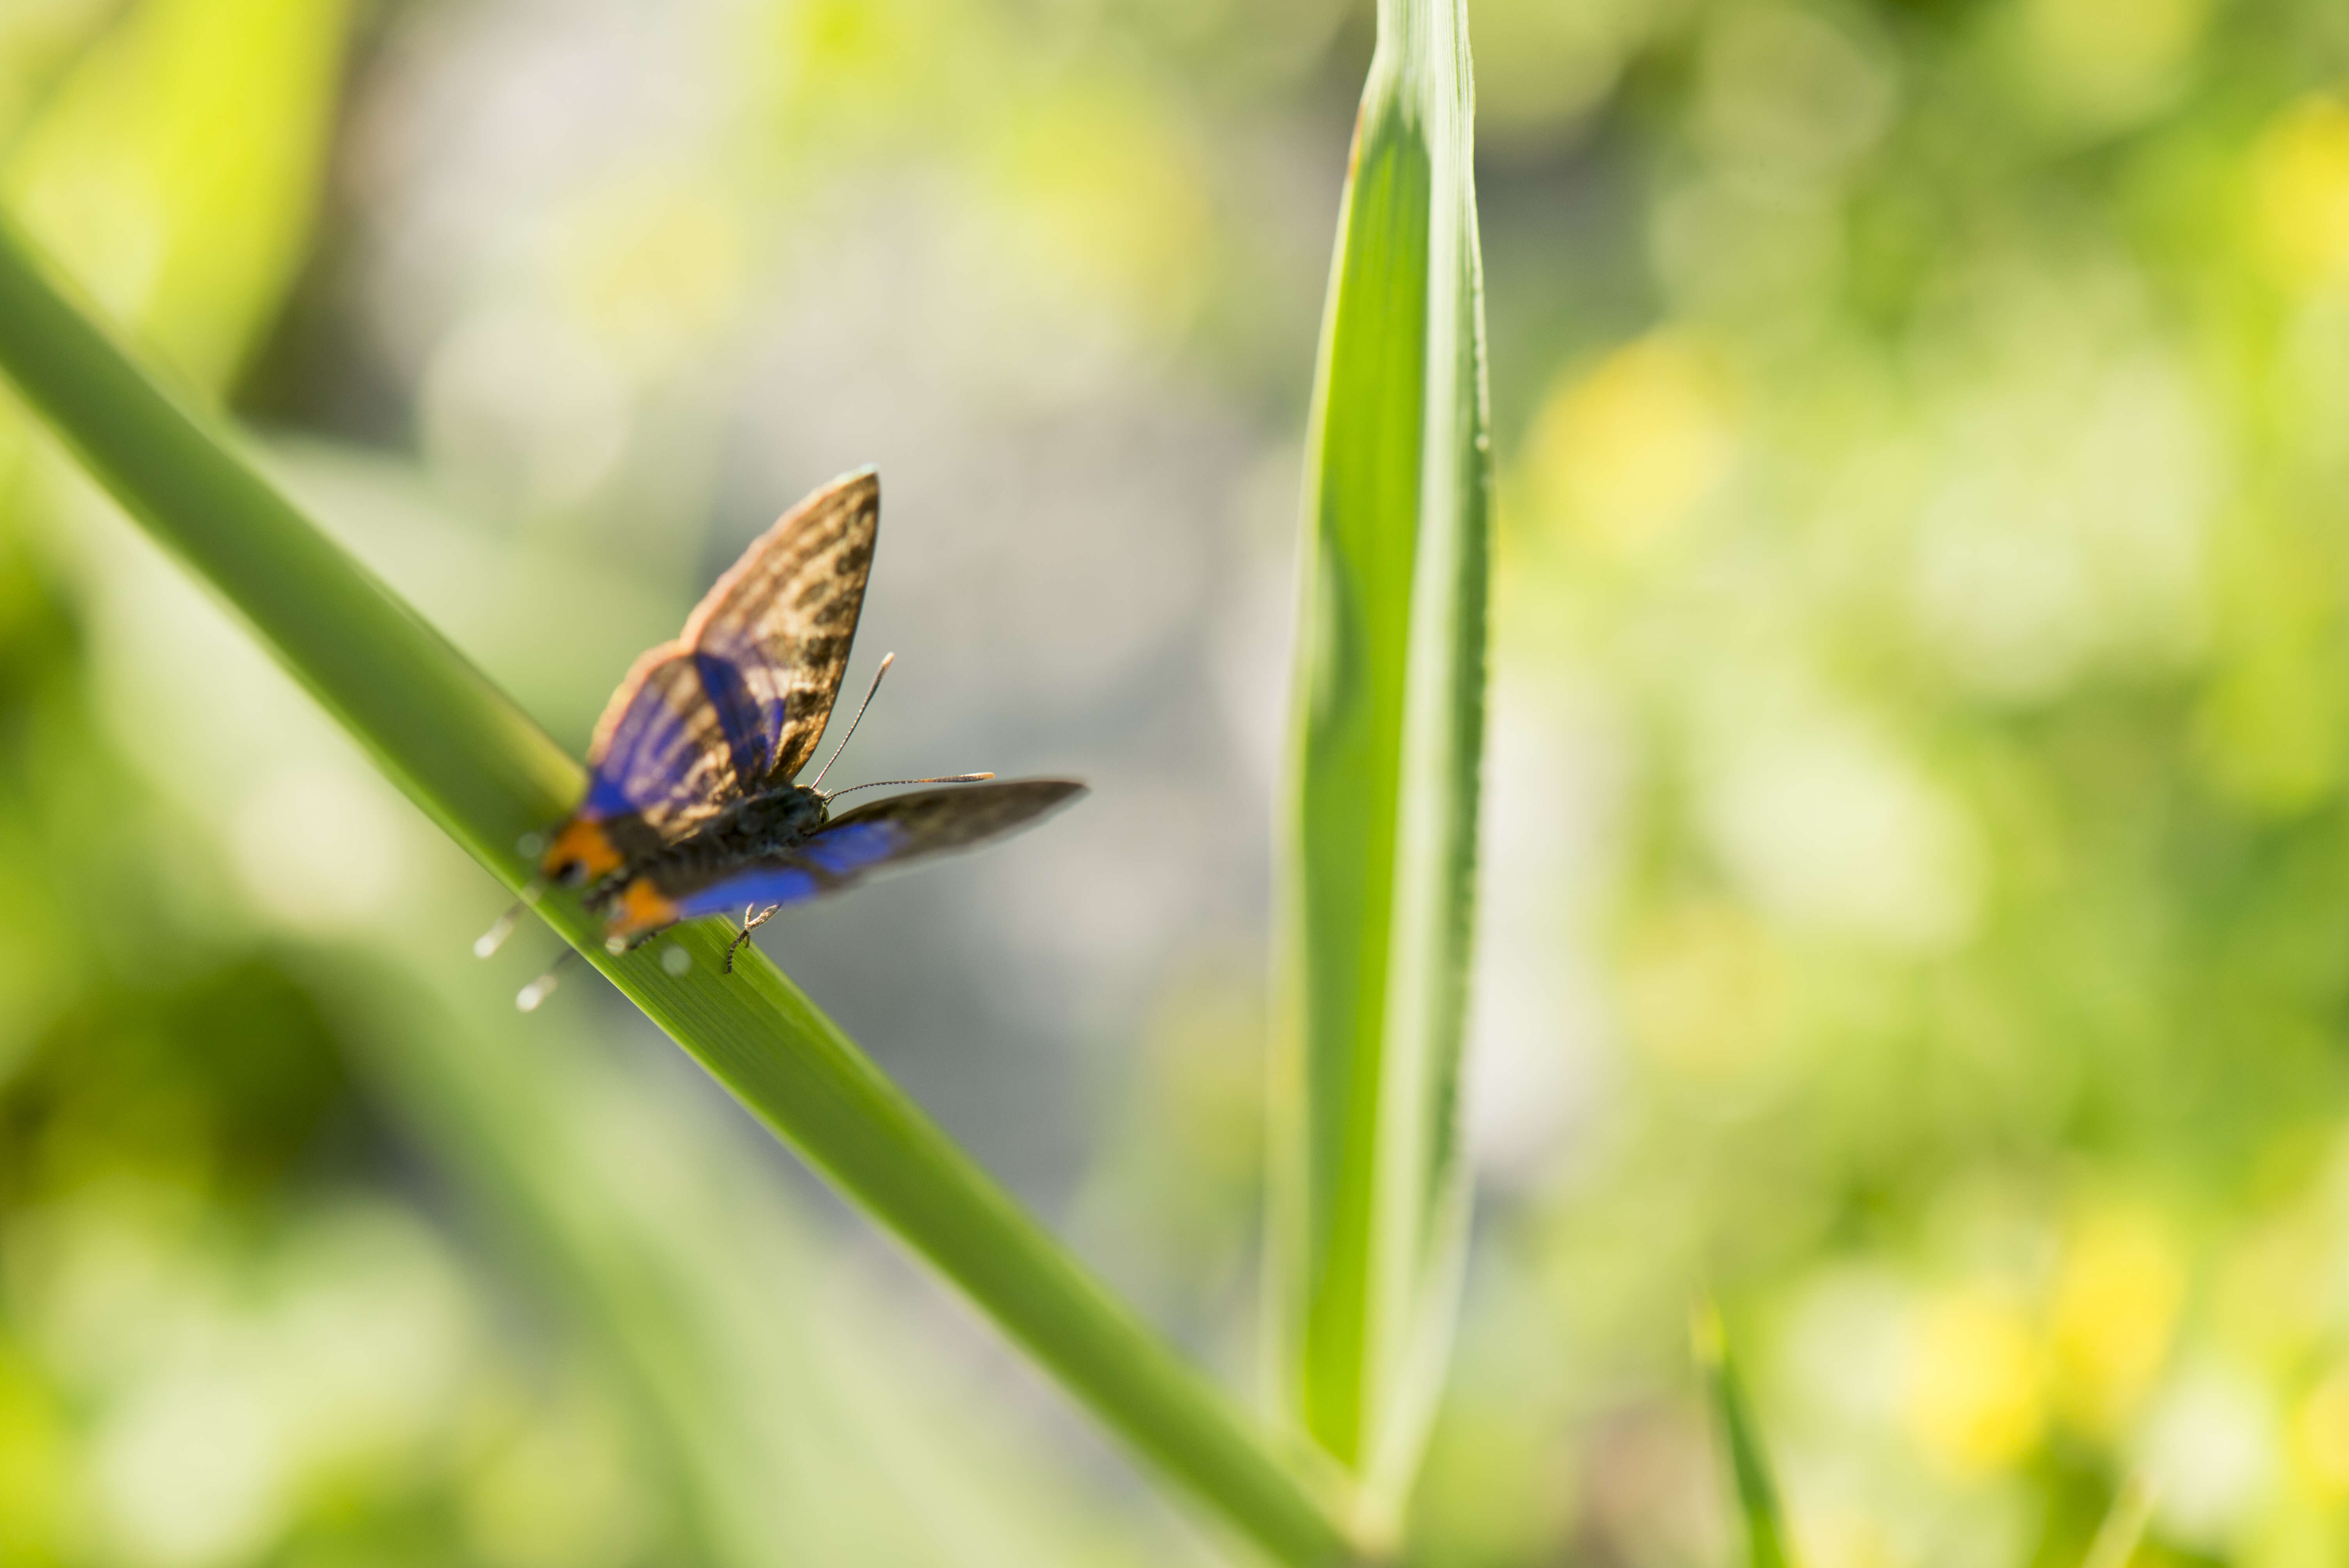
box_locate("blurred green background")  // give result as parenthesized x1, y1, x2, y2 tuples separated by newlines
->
(3, 0, 2348, 1564)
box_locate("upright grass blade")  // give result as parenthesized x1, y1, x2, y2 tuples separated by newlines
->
(0, 219, 1358, 1568)
(1272, 0, 1491, 1517)
(1695, 1303, 1797, 1568)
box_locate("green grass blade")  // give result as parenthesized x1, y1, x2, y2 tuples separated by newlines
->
(2080, 1474, 2153, 1568)
(326, 935, 1180, 1568)
(1273, 0, 1491, 1513)
(0, 217, 1358, 1568)
(1695, 1304, 1797, 1568)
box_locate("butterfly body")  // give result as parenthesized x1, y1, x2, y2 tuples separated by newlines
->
(579, 782, 830, 933)
(524, 467, 1084, 958)
(611, 782, 832, 887)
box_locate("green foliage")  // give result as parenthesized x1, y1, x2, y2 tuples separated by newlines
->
(1415, 1, 2349, 1561)
(27, 0, 2349, 1562)
(4, 0, 349, 389)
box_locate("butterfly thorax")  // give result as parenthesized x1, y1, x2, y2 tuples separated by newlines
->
(585, 785, 830, 912)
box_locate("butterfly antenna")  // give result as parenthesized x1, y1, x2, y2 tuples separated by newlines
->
(809, 652, 895, 795)
(825, 772, 995, 801)
(516, 946, 582, 1012)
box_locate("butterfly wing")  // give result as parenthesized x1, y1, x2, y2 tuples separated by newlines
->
(538, 648, 751, 882)
(605, 779, 1087, 934)
(541, 469, 880, 884)
(684, 467, 879, 786)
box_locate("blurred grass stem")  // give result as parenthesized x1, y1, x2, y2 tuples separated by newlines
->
(2081, 1475, 2154, 1568)
(0, 215, 1360, 1566)
(1695, 1303, 1797, 1568)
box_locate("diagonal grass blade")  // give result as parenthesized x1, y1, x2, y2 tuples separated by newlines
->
(0, 216, 1358, 1568)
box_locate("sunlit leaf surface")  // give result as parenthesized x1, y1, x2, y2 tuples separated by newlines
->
(1273, 0, 1490, 1516)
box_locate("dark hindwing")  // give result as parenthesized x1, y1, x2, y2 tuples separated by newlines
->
(658, 779, 1089, 919)
(684, 468, 879, 786)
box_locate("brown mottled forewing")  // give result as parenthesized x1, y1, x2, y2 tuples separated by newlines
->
(683, 467, 879, 784)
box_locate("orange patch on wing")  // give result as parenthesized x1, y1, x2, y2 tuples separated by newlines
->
(607, 878, 679, 938)
(542, 816, 625, 882)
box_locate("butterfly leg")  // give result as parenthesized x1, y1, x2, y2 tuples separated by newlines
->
(474, 899, 525, 959)
(474, 877, 548, 958)
(725, 903, 781, 974)
(602, 928, 668, 957)
(516, 946, 583, 1012)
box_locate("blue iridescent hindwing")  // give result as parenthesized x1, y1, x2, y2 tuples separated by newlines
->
(659, 779, 1089, 920)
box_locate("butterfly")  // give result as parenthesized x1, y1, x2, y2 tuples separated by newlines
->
(479, 467, 1085, 1007)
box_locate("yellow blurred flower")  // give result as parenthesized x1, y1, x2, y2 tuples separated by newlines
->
(2294, 1362, 2349, 1499)
(1905, 1287, 2045, 1477)
(758, 0, 961, 144)
(0, 1342, 65, 1563)
(2049, 1205, 2187, 1440)
(794, 0, 907, 79)
(1520, 333, 1737, 555)
(2251, 96, 2349, 293)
